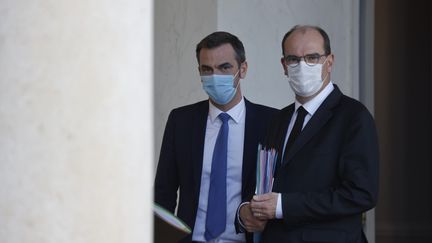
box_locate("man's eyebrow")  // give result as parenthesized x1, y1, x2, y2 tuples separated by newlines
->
(286, 53, 320, 57)
(200, 64, 213, 69)
(217, 62, 233, 69)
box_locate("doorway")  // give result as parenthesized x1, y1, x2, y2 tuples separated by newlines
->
(374, 0, 432, 242)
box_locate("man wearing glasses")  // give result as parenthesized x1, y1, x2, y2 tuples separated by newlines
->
(237, 25, 379, 242)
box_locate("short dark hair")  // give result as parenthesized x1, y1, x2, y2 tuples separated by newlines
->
(196, 31, 246, 66)
(281, 25, 331, 56)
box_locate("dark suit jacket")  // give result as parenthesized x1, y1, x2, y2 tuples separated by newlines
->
(260, 86, 379, 243)
(154, 98, 277, 242)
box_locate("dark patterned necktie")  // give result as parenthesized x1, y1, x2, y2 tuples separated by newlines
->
(283, 106, 308, 163)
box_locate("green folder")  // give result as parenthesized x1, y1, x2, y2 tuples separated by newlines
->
(154, 203, 191, 243)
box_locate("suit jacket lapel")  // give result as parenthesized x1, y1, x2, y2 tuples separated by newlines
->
(242, 99, 258, 194)
(282, 86, 343, 166)
(191, 101, 209, 197)
(277, 106, 294, 154)
(265, 105, 294, 179)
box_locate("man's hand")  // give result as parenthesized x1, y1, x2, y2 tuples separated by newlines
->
(239, 203, 267, 232)
(250, 192, 278, 220)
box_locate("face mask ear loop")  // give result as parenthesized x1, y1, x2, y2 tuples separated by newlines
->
(232, 70, 241, 89)
(321, 72, 329, 83)
(322, 55, 328, 65)
(321, 56, 329, 82)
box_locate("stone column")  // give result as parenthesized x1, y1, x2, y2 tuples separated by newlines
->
(0, 1, 153, 243)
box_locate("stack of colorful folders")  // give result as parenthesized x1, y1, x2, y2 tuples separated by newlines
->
(255, 144, 278, 195)
(254, 144, 278, 243)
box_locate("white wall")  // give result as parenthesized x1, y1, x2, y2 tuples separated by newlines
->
(0, 1, 153, 242)
(154, 0, 218, 167)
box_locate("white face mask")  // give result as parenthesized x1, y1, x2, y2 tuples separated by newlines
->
(287, 59, 328, 97)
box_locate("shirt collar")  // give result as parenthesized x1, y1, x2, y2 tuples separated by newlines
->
(295, 81, 334, 115)
(208, 97, 245, 124)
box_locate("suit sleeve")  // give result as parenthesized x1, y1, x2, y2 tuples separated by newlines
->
(281, 109, 379, 225)
(154, 110, 179, 213)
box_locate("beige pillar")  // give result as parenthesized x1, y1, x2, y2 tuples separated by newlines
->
(0, 1, 153, 243)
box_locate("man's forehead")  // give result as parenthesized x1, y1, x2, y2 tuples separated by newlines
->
(199, 44, 237, 65)
(284, 28, 324, 53)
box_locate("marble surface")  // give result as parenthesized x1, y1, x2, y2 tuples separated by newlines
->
(153, 0, 218, 167)
(0, 1, 153, 242)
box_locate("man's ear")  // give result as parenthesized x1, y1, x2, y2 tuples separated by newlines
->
(239, 61, 248, 79)
(281, 57, 288, 76)
(326, 54, 334, 73)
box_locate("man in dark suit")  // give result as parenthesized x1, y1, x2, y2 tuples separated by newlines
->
(154, 31, 277, 242)
(238, 25, 379, 242)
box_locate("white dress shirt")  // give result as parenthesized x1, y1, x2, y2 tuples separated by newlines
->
(192, 98, 246, 243)
(275, 82, 335, 218)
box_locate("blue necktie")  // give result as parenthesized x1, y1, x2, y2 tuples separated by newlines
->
(205, 112, 230, 241)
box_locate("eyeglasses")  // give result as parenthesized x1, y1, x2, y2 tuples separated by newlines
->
(284, 53, 327, 67)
